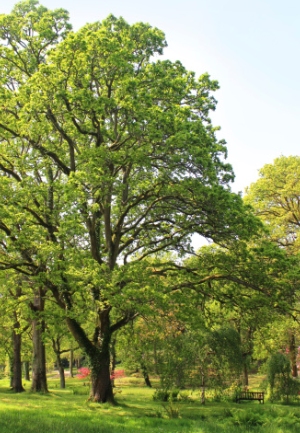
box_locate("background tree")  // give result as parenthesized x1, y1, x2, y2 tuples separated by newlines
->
(245, 155, 300, 376)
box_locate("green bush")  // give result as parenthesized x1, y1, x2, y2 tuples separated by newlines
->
(162, 401, 181, 419)
(152, 388, 179, 402)
(153, 389, 169, 401)
(178, 390, 193, 402)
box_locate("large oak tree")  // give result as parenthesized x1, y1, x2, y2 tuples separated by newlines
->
(0, 1, 259, 402)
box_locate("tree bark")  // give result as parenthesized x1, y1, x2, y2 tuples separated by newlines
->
(242, 357, 249, 386)
(153, 340, 159, 375)
(200, 368, 205, 405)
(11, 314, 25, 392)
(90, 354, 114, 403)
(66, 308, 114, 403)
(141, 360, 152, 387)
(31, 290, 48, 392)
(90, 309, 114, 403)
(52, 338, 66, 389)
(8, 356, 13, 389)
(289, 332, 298, 377)
(242, 327, 253, 386)
(24, 361, 30, 381)
(110, 336, 117, 387)
(57, 358, 65, 388)
(69, 348, 74, 378)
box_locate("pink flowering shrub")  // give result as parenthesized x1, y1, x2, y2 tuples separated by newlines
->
(77, 367, 90, 379)
(76, 368, 125, 381)
(110, 369, 125, 380)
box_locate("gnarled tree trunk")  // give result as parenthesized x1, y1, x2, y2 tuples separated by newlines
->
(66, 308, 114, 403)
(90, 353, 114, 403)
(90, 308, 114, 403)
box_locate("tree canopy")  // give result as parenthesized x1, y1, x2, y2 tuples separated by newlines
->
(0, 1, 267, 402)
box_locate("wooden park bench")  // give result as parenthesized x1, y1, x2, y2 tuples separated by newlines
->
(236, 391, 264, 404)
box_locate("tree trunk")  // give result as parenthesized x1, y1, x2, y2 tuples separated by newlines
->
(11, 315, 24, 392)
(242, 327, 253, 386)
(54, 347, 66, 389)
(90, 353, 114, 403)
(69, 348, 74, 378)
(90, 309, 114, 403)
(8, 356, 13, 389)
(153, 340, 159, 375)
(58, 361, 65, 389)
(200, 369, 205, 405)
(110, 336, 117, 387)
(66, 309, 115, 403)
(31, 290, 48, 392)
(52, 338, 66, 389)
(289, 332, 298, 377)
(243, 358, 249, 386)
(24, 361, 30, 381)
(31, 318, 48, 392)
(141, 360, 152, 387)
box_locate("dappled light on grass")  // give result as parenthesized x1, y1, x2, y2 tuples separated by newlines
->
(0, 378, 299, 432)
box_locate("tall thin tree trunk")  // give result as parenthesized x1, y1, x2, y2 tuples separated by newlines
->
(31, 289, 48, 392)
(200, 368, 205, 405)
(153, 340, 159, 375)
(69, 348, 74, 378)
(289, 332, 298, 377)
(11, 313, 24, 392)
(110, 336, 117, 387)
(242, 327, 253, 386)
(243, 358, 249, 386)
(52, 338, 66, 389)
(57, 357, 66, 389)
(8, 356, 13, 388)
(24, 361, 30, 381)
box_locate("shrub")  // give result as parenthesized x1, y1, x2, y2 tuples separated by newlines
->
(153, 389, 170, 401)
(162, 401, 180, 419)
(178, 390, 193, 402)
(266, 352, 300, 402)
(152, 388, 179, 402)
(77, 367, 91, 380)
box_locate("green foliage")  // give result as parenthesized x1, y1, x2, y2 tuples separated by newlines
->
(0, 1, 279, 403)
(152, 388, 179, 402)
(245, 155, 300, 254)
(266, 352, 300, 402)
(208, 327, 243, 376)
(230, 409, 264, 427)
(161, 400, 181, 419)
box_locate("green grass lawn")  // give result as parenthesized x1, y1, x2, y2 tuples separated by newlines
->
(0, 376, 300, 433)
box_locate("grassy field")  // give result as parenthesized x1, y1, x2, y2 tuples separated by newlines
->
(0, 375, 300, 433)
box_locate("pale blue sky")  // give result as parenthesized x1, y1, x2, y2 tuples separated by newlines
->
(3, 0, 300, 193)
